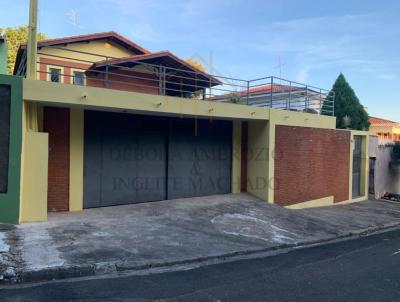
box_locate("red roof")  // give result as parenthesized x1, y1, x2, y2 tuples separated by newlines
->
(88, 51, 221, 86)
(20, 31, 150, 54)
(210, 84, 309, 100)
(369, 116, 400, 126)
(14, 31, 150, 74)
(246, 84, 303, 94)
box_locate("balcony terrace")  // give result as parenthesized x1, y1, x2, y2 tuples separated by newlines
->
(16, 45, 334, 116)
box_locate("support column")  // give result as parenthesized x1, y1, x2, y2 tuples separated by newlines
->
(69, 108, 84, 211)
(348, 131, 369, 202)
(231, 120, 242, 193)
(267, 121, 275, 203)
(247, 120, 270, 202)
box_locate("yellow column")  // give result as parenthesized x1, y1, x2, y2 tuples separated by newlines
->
(267, 121, 275, 203)
(231, 120, 242, 193)
(348, 131, 369, 202)
(360, 134, 369, 198)
(247, 120, 270, 201)
(20, 132, 49, 222)
(69, 108, 84, 211)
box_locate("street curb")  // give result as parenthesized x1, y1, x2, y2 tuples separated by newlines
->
(4, 222, 400, 285)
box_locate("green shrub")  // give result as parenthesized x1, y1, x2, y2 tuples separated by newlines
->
(226, 93, 241, 104)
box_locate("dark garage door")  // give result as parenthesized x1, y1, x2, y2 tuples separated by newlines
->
(84, 111, 232, 208)
(84, 111, 167, 208)
(168, 119, 232, 199)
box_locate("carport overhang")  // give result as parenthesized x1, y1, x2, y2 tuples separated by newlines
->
(23, 79, 269, 121)
(23, 79, 337, 126)
(19, 79, 342, 223)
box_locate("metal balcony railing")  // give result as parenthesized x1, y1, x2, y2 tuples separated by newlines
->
(18, 46, 334, 115)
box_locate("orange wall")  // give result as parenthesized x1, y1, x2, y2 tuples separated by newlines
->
(38, 57, 91, 83)
(38, 57, 160, 95)
(87, 69, 160, 95)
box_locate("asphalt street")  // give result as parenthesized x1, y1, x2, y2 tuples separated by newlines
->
(2, 229, 400, 302)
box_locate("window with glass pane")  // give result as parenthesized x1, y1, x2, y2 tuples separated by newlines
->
(73, 72, 85, 85)
(50, 68, 61, 82)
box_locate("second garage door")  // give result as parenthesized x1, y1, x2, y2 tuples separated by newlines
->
(168, 118, 232, 199)
(84, 111, 232, 208)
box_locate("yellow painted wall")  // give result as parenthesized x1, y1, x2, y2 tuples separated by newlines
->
(21, 78, 371, 217)
(20, 99, 49, 222)
(22, 79, 339, 209)
(231, 120, 242, 194)
(20, 101, 39, 221)
(20, 131, 49, 222)
(37, 40, 136, 66)
(348, 130, 369, 202)
(269, 109, 336, 129)
(286, 196, 334, 209)
(24, 101, 39, 131)
(370, 125, 400, 135)
(69, 108, 84, 211)
(23, 80, 340, 126)
(247, 120, 270, 201)
(19, 103, 27, 223)
(266, 122, 275, 203)
(23, 79, 270, 121)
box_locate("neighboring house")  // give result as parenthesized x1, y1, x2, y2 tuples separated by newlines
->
(0, 31, 369, 224)
(0, 33, 7, 74)
(211, 83, 331, 114)
(369, 116, 400, 143)
(368, 135, 400, 198)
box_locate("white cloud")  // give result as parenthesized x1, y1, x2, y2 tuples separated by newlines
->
(247, 13, 400, 80)
(296, 69, 309, 83)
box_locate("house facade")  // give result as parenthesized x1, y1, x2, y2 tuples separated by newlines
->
(369, 116, 400, 143)
(211, 83, 330, 114)
(0, 32, 369, 224)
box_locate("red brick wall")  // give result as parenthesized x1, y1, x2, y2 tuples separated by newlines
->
(38, 57, 160, 95)
(274, 126, 350, 206)
(38, 57, 91, 82)
(43, 107, 70, 212)
(87, 70, 159, 94)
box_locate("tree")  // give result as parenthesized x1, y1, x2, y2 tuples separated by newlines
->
(186, 58, 205, 72)
(322, 73, 370, 130)
(0, 26, 46, 74)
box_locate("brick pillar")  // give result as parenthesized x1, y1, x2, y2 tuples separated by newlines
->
(43, 107, 70, 212)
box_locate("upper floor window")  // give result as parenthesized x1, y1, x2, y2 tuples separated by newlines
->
(49, 68, 61, 83)
(73, 71, 85, 86)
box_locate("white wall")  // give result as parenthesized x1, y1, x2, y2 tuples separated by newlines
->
(373, 144, 400, 198)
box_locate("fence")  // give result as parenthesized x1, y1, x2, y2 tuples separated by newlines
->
(17, 46, 334, 115)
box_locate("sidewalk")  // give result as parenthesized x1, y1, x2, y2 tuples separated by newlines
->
(1, 193, 400, 283)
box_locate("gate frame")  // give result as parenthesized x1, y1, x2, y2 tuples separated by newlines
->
(0, 75, 23, 224)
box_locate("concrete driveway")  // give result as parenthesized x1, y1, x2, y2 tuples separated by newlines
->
(1, 193, 400, 283)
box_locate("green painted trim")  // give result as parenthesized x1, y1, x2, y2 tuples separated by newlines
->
(0, 40, 7, 74)
(0, 75, 23, 224)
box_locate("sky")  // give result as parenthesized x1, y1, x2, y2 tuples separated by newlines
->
(1, 0, 399, 121)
